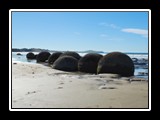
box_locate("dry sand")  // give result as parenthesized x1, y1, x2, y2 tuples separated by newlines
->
(12, 62, 148, 108)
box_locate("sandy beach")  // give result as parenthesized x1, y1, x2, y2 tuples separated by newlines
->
(12, 62, 148, 109)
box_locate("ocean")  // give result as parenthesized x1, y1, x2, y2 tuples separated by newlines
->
(12, 52, 148, 79)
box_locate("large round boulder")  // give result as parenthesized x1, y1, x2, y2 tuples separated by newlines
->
(26, 52, 35, 59)
(97, 52, 134, 77)
(48, 52, 63, 64)
(60, 51, 81, 60)
(36, 51, 51, 63)
(53, 56, 78, 72)
(78, 53, 103, 73)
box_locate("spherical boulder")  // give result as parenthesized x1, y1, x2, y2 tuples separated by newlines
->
(78, 53, 103, 73)
(60, 51, 81, 60)
(36, 51, 51, 63)
(97, 52, 134, 77)
(48, 52, 63, 64)
(26, 52, 35, 59)
(53, 56, 78, 72)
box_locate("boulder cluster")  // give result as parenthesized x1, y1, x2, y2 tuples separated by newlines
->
(26, 51, 134, 77)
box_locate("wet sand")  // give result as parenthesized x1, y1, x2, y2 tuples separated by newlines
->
(11, 62, 148, 109)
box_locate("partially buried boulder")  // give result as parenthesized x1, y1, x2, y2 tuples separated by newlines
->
(97, 52, 134, 77)
(132, 58, 138, 62)
(26, 52, 35, 59)
(17, 53, 22, 55)
(78, 53, 103, 73)
(48, 52, 63, 64)
(60, 51, 81, 60)
(36, 51, 51, 63)
(53, 56, 78, 72)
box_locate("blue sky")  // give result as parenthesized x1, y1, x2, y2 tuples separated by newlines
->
(12, 11, 149, 52)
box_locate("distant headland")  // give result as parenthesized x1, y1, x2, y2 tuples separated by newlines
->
(12, 48, 148, 54)
(12, 48, 105, 53)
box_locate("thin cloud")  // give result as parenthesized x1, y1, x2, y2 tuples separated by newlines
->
(121, 28, 148, 38)
(99, 22, 120, 29)
(110, 24, 119, 29)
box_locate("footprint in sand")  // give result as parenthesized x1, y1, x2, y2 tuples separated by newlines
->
(26, 91, 36, 95)
(59, 82, 64, 85)
(57, 86, 63, 89)
(98, 86, 116, 89)
(26, 90, 40, 95)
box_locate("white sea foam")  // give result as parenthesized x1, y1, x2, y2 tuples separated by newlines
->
(127, 54, 148, 59)
(79, 53, 148, 59)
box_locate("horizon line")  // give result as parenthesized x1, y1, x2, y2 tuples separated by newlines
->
(12, 48, 148, 54)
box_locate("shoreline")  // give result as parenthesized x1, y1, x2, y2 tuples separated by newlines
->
(12, 62, 148, 108)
